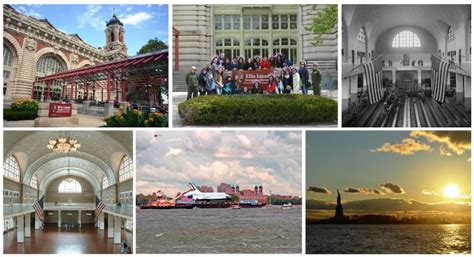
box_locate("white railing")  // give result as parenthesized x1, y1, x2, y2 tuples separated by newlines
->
(44, 202, 95, 210)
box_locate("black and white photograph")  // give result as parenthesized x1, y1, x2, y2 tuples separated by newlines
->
(341, 5, 471, 127)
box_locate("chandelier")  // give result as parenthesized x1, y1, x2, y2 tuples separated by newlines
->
(47, 133, 81, 153)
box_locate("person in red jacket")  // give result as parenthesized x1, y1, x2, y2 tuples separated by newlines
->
(260, 56, 271, 70)
(267, 74, 277, 94)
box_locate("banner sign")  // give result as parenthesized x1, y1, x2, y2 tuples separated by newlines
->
(231, 69, 275, 89)
(48, 103, 72, 117)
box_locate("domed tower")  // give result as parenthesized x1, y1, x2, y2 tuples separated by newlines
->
(104, 10, 127, 61)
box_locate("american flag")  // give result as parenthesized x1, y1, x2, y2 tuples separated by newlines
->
(431, 55, 450, 103)
(33, 196, 44, 229)
(363, 56, 384, 104)
(95, 195, 105, 226)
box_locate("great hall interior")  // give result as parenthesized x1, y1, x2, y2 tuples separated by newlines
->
(3, 131, 133, 254)
(341, 5, 471, 127)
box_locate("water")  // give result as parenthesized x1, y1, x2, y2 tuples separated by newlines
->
(136, 206, 302, 253)
(307, 224, 471, 254)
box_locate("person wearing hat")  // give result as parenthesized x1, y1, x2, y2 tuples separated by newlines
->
(298, 61, 309, 95)
(312, 62, 322, 96)
(186, 66, 199, 100)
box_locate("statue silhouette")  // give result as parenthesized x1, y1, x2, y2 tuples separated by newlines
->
(334, 189, 344, 221)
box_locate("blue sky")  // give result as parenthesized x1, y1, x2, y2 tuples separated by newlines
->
(12, 4, 169, 55)
(136, 131, 302, 196)
(307, 131, 471, 204)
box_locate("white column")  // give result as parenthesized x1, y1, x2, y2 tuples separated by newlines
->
(363, 72, 367, 91)
(58, 210, 62, 228)
(17, 215, 25, 243)
(35, 212, 41, 230)
(392, 70, 396, 85)
(108, 213, 114, 238)
(113, 215, 121, 244)
(78, 210, 81, 228)
(456, 74, 464, 103)
(99, 212, 105, 230)
(25, 213, 31, 238)
(350, 75, 358, 95)
(341, 77, 351, 110)
(417, 69, 421, 86)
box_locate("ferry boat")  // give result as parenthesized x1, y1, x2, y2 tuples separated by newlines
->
(281, 203, 293, 210)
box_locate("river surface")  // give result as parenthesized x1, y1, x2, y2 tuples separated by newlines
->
(307, 224, 471, 254)
(136, 206, 301, 253)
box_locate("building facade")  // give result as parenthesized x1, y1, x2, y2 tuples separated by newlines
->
(172, 4, 338, 91)
(3, 5, 127, 101)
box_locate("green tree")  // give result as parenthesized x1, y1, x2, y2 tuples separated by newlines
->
(305, 5, 338, 46)
(229, 194, 240, 203)
(137, 38, 168, 55)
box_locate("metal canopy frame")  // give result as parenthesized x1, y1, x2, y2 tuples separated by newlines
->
(34, 50, 168, 104)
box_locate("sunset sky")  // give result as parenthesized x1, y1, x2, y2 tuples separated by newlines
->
(307, 131, 471, 212)
(136, 131, 302, 196)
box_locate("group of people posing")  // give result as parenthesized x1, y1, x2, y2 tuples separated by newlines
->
(185, 52, 321, 99)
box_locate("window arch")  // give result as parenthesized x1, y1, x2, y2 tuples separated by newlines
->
(30, 175, 38, 189)
(272, 38, 297, 64)
(448, 27, 455, 41)
(392, 31, 421, 48)
(34, 54, 66, 101)
(215, 38, 240, 59)
(119, 156, 133, 182)
(3, 156, 20, 182)
(58, 178, 82, 193)
(102, 176, 109, 189)
(3, 44, 15, 96)
(357, 28, 366, 43)
(243, 38, 269, 59)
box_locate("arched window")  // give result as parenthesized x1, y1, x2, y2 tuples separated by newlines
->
(34, 54, 66, 101)
(215, 38, 240, 59)
(392, 31, 421, 48)
(272, 38, 297, 64)
(58, 178, 82, 193)
(102, 176, 109, 189)
(448, 27, 455, 41)
(357, 28, 366, 43)
(3, 45, 14, 96)
(30, 175, 38, 189)
(3, 156, 20, 182)
(119, 156, 133, 182)
(244, 38, 269, 59)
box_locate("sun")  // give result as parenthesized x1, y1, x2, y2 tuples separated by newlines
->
(443, 184, 460, 198)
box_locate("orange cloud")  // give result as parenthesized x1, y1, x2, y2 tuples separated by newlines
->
(372, 138, 431, 155)
(410, 131, 471, 155)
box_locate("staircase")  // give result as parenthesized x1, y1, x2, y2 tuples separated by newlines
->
(173, 71, 187, 92)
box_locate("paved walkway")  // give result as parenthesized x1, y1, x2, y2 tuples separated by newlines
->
(4, 114, 106, 127)
(172, 90, 338, 127)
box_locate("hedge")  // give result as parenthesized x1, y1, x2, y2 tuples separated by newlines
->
(178, 94, 337, 125)
(4, 109, 38, 121)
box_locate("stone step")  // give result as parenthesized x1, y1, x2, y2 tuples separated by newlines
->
(173, 71, 188, 92)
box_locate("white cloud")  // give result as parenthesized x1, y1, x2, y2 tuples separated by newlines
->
(77, 5, 104, 31)
(166, 148, 182, 157)
(121, 12, 152, 26)
(17, 5, 42, 19)
(136, 131, 302, 196)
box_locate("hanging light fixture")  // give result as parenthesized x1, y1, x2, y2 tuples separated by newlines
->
(47, 131, 81, 153)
